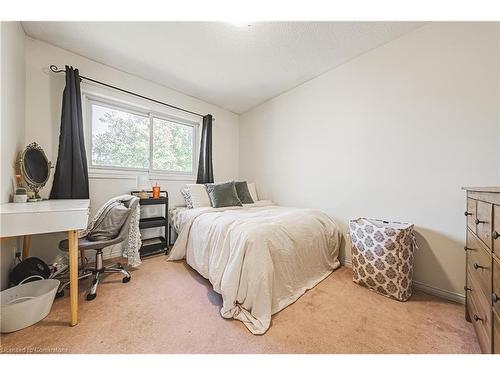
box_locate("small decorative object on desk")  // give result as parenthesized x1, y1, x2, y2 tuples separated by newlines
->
(13, 187, 28, 203)
(349, 218, 417, 302)
(16, 142, 52, 202)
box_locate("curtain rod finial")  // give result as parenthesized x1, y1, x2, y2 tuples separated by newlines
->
(50, 65, 64, 73)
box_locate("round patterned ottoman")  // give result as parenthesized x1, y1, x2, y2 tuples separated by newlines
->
(349, 218, 417, 302)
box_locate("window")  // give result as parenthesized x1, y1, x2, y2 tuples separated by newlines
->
(152, 117, 194, 172)
(87, 97, 198, 176)
(91, 103, 150, 169)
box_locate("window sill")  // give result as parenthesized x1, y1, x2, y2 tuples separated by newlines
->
(88, 169, 197, 182)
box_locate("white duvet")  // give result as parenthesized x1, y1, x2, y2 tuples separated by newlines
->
(168, 201, 341, 334)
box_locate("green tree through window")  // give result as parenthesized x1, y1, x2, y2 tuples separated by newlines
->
(91, 102, 194, 173)
(153, 117, 193, 172)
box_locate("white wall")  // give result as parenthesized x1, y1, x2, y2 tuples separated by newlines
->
(239, 22, 500, 299)
(24, 37, 239, 263)
(0, 22, 25, 289)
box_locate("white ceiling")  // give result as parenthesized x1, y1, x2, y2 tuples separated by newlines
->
(22, 22, 424, 114)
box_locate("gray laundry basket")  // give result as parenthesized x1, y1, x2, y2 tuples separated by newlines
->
(349, 218, 416, 301)
(1, 278, 60, 333)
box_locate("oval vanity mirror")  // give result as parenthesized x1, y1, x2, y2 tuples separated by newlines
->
(17, 142, 52, 201)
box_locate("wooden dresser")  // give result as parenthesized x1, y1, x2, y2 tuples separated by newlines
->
(463, 187, 500, 353)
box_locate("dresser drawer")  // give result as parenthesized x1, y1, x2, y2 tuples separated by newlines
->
(466, 272, 492, 353)
(493, 256, 500, 316)
(493, 204, 500, 253)
(476, 201, 492, 249)
(466, 198, 477, 233)
(466, 231, 492, 298)
(494, 309, 500, 354)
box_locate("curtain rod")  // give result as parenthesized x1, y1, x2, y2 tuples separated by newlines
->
(49, 65, 214, 121)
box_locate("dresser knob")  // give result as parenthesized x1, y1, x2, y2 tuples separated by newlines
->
(464, 286, 472, 292)
(464, 211, 472, 217)
(492, 230, 499, 240)
(473, 262, 485, 270)
(493, 293, 499, 303)
(473, 314, 483, 322)
(464, 246, 472, 252)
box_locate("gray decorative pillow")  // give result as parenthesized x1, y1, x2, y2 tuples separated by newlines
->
(88, 202, 130, 241)
(234, 181, 254, 204)
(180, 187, 193, 209)
(205, 181, 242, 208)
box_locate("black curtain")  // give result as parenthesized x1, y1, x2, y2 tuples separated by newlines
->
(50, 66, 89, 199)
(196, 114, 214, 184)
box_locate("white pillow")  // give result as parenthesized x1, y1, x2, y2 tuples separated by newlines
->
(247, 182, 258, 202)
(186, 184, 212, 208)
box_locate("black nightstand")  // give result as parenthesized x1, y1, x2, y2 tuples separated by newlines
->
(131, 190, 169, 257)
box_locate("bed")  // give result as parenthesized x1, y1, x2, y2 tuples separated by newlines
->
(168, 200, 341, 334)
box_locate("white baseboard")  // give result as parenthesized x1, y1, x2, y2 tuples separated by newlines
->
(411, 280, 465, 305)
(339, 258, 465, 305)
(340, 257, 352, 268)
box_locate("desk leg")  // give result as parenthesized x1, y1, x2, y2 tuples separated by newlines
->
(68, 230, 79, 326)
(22, 235, 31, 259)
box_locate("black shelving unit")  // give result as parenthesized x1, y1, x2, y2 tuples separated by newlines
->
(131, 190, 169, 257)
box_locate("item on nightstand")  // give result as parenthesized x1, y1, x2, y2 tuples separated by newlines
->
(152, 183, 160, 199)
(136, 175, 151, 199)
(349, 218, 416, 302)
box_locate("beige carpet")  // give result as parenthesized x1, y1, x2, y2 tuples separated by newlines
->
(0, 256, 479, 354)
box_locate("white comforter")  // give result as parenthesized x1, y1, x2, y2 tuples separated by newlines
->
(168, 201, 341, 334)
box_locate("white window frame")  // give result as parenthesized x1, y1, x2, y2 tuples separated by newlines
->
(82, 91, 200, 181)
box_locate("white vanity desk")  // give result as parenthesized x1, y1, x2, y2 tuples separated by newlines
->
(0, 199, 90, 326)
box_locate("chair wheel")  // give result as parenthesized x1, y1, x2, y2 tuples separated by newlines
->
(86, 293, 96, 301)
(55, 290, 64, 298)
(122, 276, 131, 283)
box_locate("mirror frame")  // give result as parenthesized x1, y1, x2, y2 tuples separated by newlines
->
(17, 142, 52, 199)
